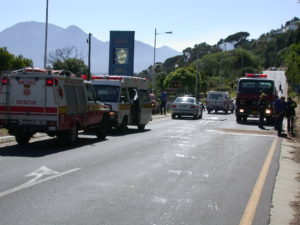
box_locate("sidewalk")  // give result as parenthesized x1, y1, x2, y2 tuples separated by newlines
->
(269, 108, 300, 225)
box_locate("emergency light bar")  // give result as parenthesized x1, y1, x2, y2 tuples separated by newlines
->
(245, 74, 267, 78)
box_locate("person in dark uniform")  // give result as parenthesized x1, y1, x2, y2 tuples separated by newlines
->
(160, 91, 168, 115)
(286, 97, 297, 134)
(258, 93, 268, 129)
(274, 96, 287, 137)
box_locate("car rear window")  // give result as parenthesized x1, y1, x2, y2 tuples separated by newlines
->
(208, 94, 224, 100)
(175, 97, 195, 103)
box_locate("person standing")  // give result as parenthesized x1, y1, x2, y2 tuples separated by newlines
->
(274, 96, 287, 137)
(258, 93, 268, 129)
(286, 97, 297, 134)
(160, 91, 168, 115)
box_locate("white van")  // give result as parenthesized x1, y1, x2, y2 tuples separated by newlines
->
(90, 75, 152, 131)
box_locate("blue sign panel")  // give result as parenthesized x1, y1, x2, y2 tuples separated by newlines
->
(109, 31, 135, 76)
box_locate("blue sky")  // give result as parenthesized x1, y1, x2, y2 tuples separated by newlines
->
(0, 0, 299, 52)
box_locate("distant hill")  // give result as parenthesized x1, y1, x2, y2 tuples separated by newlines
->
(0, 21, 180, 73)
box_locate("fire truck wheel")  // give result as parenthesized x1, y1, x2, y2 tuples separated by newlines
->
(138, 124, 145, 131)
(15, 133, 31, 145)
(236, 115, 242, 123)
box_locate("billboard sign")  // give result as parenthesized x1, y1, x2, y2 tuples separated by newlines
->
(109, 31, 135, 76)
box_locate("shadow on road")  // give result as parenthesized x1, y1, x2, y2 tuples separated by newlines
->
(0, 136, 106, 158)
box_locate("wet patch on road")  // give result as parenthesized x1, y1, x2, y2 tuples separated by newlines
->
(208, 128, 277, 136)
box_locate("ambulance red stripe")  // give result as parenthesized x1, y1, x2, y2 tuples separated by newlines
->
(0, 106, 57, 113)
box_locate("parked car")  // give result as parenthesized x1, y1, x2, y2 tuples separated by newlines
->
(170, 96, 203, 119)
(150, 93, 160, 114)
(206, 91, 234, 114)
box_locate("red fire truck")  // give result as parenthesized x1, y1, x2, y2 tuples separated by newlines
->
(235, 73, 277, 123)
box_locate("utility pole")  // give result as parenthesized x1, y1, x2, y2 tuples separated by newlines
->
(43, 0, 49, 69)
(195, 51, 199, 98)
(87, 33, 92, 80)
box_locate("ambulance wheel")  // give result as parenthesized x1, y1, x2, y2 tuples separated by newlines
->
(118, 117, 128, 132)
(138, 124, 145, 131)
(96, 122, 108, 141)
(59, 125, 78, 145)
(15, 134, 31, 145)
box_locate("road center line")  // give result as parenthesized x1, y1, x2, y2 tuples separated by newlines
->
(239, 137, 278, 225)
(0, 168, 81, 199)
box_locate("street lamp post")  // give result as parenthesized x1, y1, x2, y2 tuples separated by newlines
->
(153, 28, 172, 89)
(87, 33, 92, 80)
(43, 0, 49, 69)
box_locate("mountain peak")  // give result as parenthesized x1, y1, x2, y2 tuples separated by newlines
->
(0, 21, 180, 73)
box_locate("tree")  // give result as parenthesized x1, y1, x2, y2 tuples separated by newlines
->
(52, 58, 88, 74)
(163, 66, 196, 94)
(223, 32, 250, 48)
(48, 46, 84, 64)
(285, 43, 300, 87)
(49, 46, 88, 74)
(0, 48, 14, 72)
(0, 48, 32, 72)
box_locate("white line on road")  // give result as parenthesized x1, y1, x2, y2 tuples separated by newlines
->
(0, 168, 81, 199)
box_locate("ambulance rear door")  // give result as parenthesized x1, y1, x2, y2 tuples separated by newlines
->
(3, 73, 57, 126)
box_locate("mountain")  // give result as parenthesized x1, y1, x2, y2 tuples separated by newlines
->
(0, 21, 181, 73)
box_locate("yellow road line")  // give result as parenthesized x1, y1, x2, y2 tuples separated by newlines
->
(239, 137, 279, 225)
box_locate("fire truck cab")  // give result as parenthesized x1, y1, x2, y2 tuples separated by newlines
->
(235, 73, 277, 123)
(0, 68, 109, 145)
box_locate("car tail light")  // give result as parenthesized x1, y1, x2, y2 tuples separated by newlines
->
(46, 78, 58, 86)
(190, 105, 196, 109)
(1, 76, 9, 85)
(47, 121, 57, 126)
(46, 78, 54, 86)
(171, 105, 177, 108)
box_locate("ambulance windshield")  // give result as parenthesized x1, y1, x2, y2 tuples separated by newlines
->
(93, 85, 120, 102)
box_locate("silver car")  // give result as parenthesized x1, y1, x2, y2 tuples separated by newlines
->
(170, 96, 203, 119)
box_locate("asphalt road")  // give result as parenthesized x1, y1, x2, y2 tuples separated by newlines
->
(0, 112, 280, 225)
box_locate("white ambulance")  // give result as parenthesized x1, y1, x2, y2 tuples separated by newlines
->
(0, 68, 109, 145)
(89, 75, 152, 131)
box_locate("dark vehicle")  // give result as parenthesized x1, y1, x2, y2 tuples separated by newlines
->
(236, 74, 277, 123)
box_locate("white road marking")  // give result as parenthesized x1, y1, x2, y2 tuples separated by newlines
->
(26, 166, 59, 183)
(152, 196, 168, 205)
(175, 154, 186, 158)
(0, 167, 81, 198)
(207, 117, 219, 120)
(168, 170, 192, 175)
